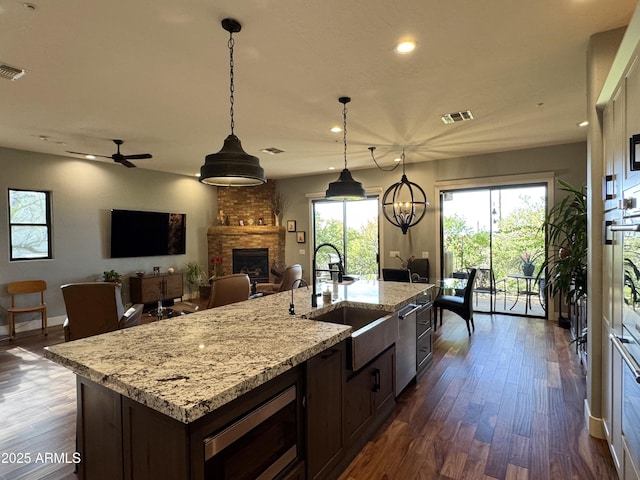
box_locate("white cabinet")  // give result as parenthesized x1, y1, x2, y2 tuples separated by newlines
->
(626, 56, 640, 187)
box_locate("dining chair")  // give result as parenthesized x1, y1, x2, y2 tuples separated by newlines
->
(434, 268, 478, 336)
(207, 274, 251, 308)
(7, 280, 47, 340)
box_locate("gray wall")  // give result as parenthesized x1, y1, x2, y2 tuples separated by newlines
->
(0, 147, 217, 332)
(276, 142, 587, 281)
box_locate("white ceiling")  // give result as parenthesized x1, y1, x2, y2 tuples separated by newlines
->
(0, 0, 637, 179)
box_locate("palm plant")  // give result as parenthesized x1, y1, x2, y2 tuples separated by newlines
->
(537, 179, 587, 304)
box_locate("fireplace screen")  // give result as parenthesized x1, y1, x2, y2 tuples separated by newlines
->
(232, 248, 269, 283)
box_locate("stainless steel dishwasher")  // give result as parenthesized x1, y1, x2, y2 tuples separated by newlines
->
(395, 303, 420, 395)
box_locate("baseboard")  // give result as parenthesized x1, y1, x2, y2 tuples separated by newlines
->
(584, 398, 606, 439)
(0, 315, 65, 337)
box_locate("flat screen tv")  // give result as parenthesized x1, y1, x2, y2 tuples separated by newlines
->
(110, 209, 186, 258)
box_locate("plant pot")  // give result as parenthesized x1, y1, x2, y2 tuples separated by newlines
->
(522, 264, 535, 277)
(199, 285, 210, 300)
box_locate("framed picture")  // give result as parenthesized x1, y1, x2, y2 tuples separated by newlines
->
(296, 231, 306, 243)
(287, 220, 296, 232)
(631, 134, 640, 171)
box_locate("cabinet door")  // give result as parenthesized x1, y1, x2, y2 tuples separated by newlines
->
(141, 276, 164, 303)
(164, 274, 183, 299)
(306, 342, 345, 480)
(372, 346, 395, 414)
(344, 366, 374, 446)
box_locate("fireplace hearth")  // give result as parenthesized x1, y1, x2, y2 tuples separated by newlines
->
(233, 248, 269, 283)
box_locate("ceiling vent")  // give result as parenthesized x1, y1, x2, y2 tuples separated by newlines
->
(260, 147, 285, 155)
(441, 110, 474, 124)
(0, 63, 26, 81)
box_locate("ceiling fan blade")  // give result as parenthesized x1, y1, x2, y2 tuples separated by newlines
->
(121, 153, 152, 160)
(66, 150, 112, 159)
(117, 159, 137, 168)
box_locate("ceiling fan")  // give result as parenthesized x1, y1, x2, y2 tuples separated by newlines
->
(66, 139, 152, 168)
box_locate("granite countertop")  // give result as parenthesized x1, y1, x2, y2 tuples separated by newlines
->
(44, 280, 432, 424)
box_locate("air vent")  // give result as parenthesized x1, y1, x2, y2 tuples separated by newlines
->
(0, 63, 26, 81)
(441, 110, 474, 124)
(260, 147, 285, 155)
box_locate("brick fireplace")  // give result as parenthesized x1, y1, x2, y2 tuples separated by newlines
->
(207, 225, 286, 283)
(208, 180, 285, 283)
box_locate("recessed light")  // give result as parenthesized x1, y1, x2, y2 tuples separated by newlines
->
(330, 126, 342, 133)
(578, 121, 589, 127)
(85, 155, 96, 160)
(328, 166, 336, 170)
(195, 173, 201, 178)
(394, 157, 402, 163)
(394, 40, 416, 54)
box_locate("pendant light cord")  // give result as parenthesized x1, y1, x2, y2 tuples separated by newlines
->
(342, 102, 348, 169)
(228, 33, 235, 135)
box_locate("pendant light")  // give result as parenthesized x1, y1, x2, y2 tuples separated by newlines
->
(378, 149, 428, 234)
(325, 97, 366, 200)
(200, 18, 266, 187)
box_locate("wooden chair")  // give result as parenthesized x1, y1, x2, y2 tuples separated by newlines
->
(434, 268, 478, 336)
(7, 280, 48, 340)
(207, 274, 251, 308)
(61, 282, 143, 341)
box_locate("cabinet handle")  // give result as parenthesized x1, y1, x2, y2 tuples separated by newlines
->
(603, 174, 615, 200)
(610, 334, 640, 383)
(372, 368, 381, 392)
(320, 348, 339, 360)
(603, 220, 613, 245)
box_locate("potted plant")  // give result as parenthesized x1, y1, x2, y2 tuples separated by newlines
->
(185, 262, 205, 300)
(102, 269, 121, 283)
(537, 179, 587, 326)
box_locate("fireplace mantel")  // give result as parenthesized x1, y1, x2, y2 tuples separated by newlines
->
(207, 226, 286, 282)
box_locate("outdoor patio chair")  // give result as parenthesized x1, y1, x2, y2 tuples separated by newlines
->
(474, 267, 507, 310)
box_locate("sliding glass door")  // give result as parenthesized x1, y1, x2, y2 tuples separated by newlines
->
(440, 184, 547, 318)
(312, 197, 379, 280)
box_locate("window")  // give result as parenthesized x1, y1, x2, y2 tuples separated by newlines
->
(8, 189, 52, 260)
(312, 197, 379, 279)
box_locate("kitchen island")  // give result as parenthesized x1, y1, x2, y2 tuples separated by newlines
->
(45, 280, 432, 480)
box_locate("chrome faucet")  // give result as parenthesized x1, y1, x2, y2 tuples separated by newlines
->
(312, 243, 344, 307)
(289, 278, 309, 315)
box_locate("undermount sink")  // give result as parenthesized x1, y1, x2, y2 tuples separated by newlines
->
(309, 306, 398, 370)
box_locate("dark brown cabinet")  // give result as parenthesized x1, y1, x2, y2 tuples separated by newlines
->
(306, 341, 345, 480)
(344, 346, 395, 449)
(130, 273, 183, 305)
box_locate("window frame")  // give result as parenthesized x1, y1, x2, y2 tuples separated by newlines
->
(8, 188, 53, 261)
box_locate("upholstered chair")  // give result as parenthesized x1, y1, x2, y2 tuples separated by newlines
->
(61, 282, 143, 341)
(207, 274, 252, 308)
(255, 264, 303, 294)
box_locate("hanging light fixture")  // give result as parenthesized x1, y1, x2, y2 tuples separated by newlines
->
(374, 148, 428, 234)
(325, 97, 366, 200)
(200, 18, 266, 187)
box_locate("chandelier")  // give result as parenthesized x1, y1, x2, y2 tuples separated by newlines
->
(373, 148, 428, 234)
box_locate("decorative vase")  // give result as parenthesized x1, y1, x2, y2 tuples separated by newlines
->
(522, 263, 535, 277)
(274, 215, 280, 226)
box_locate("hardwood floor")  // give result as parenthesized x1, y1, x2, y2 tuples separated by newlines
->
(339, 312, 617, 480)
(0, 313, 617, 480)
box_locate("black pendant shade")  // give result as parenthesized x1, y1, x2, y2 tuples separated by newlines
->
(325, 168, 366, 200)
(200, 134, 266, 186)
